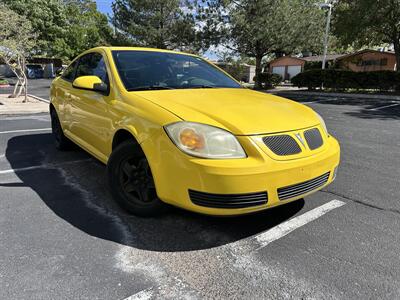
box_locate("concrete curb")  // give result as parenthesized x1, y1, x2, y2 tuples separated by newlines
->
(27, 94, 50, 104)
(268, 90, 400, 101)
(0, 109, 49, 115)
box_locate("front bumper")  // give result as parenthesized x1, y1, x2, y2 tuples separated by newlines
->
(141, 131, 340, 216)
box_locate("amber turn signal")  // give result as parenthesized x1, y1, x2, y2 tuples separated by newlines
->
(179, 128, 205, 150)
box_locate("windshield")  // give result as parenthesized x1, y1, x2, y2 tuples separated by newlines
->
(112, 50, 241, 91)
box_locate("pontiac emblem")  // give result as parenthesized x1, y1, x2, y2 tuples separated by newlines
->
(295, 133, 305, 146)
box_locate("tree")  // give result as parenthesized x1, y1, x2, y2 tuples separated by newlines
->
(53, 0, 114, 60)
(0, 4, 35, 102)
(2, 0, 68, 57)
(333, 0, 400, 71)
(3, 0, 113, 60)
(198, 0, 325, 88)
(111, 0, 199, 51)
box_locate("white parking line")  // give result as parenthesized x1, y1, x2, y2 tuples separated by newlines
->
(27, 94, 50, 103)
(0, 159, 92, 175)
(0, 128, 51, 135)
(2, 116, 50, 121)
(303, 98, 337, 104)
(123, 288, 154, 300)
(254, 199, 345, 250)
(0, 164, 47, 175)
(120, 200, 346, 299)
(369, 103, 400, 111)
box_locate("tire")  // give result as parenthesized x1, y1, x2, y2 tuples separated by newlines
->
(50, 108, 72, 150)
(107, 140, 167, 217)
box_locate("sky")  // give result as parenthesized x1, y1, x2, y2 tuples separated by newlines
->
(95, 0, 113, 16)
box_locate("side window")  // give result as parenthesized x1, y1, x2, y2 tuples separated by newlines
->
(75, 53, 109, 85)
(61, 60, 78, 82)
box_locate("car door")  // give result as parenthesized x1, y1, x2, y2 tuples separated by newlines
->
(68, 52, 113, 161)
(54, 60, 78, 132)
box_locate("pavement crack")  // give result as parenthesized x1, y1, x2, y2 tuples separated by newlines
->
(320, 189, 400, 216)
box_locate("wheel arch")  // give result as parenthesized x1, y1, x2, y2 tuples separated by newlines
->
(49, 103, 56, 113)
(112, 128, 142, 152)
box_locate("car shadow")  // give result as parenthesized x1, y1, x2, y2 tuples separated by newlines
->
(277, 93, 400, 120)
(2, 133, 304, 252)
(344, 105, 400, 120)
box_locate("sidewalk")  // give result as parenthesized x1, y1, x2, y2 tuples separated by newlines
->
(0, 94, 49, 114)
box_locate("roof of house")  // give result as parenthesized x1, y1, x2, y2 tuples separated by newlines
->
(336, 49, 396, 61)
(302, 54, 345, 62)
(269, 54, 345, 65)
(269, 49, 396, 65)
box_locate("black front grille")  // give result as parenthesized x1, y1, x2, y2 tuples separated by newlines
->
(262, 135, 301, 156)
(277, 172, 330, 200)
(304, 128, 323, 150)
(189, 190, 268, 209)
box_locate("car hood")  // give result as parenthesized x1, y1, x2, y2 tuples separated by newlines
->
(134, 88, 319, 135)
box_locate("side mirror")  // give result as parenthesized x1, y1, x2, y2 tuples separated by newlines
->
(55, 68, 63, 77)
(72, 75, 108, 94)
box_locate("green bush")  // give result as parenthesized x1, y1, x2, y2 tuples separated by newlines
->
(291, 69, 400, 91)
(0, 79, 9, 85)
(254, 73, 282, 89)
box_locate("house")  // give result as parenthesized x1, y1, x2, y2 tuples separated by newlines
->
(268, 54, 344, 81)
(212, 61, 256, 83)
(268, 49, 398, 81)
(336, 49, 397, 72)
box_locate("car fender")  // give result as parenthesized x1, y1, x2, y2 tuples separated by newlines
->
(108, 95, 181, 156)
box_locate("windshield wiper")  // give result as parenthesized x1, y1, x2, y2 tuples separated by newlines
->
(179, 85, 217, 89)
(127, 85, 174, 91)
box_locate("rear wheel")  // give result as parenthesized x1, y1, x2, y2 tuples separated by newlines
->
(50, 108, 72, 150)
(107, 140, 166, 217)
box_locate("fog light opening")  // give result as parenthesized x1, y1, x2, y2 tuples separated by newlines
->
(332, 166, 338, 180)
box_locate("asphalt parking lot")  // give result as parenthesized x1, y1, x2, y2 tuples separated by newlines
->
(1, 87, 400, 299)
(0, 79, 52, 100)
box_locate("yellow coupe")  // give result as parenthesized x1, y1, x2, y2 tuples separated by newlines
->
(50, 47, 340, 216)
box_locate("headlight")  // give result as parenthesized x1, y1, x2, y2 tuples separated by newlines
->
(316, 113, 328, 135)
(164, 122, 246, 159)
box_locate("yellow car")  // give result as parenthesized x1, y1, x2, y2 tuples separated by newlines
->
(50, 47, 340, 216)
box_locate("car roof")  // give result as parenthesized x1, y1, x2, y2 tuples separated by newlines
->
(87, 46, 199, 58)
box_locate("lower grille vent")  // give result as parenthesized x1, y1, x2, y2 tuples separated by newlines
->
(278, 172, 330, 200)
(189, 190, 268, 209)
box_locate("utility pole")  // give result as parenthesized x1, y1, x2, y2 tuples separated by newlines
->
(319, 0, 336, 69)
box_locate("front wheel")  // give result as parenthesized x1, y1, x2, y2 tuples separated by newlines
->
(107, 140, 167, 217)
(50, 109, 72, 150)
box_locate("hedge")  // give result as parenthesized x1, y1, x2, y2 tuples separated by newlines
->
(254, 73, 282, 89)
(0, 79, 9, 85)
(291, 69, 400, 91)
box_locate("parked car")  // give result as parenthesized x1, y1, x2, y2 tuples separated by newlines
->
(0, 78, 10, 87)
(26, 64, 44, 79)
(55, 65, 67, 77)
(50, 47, 340, 217)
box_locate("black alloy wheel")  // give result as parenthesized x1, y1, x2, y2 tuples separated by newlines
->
(50, 109, 72, 150)
(107, 140, 166, 216)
